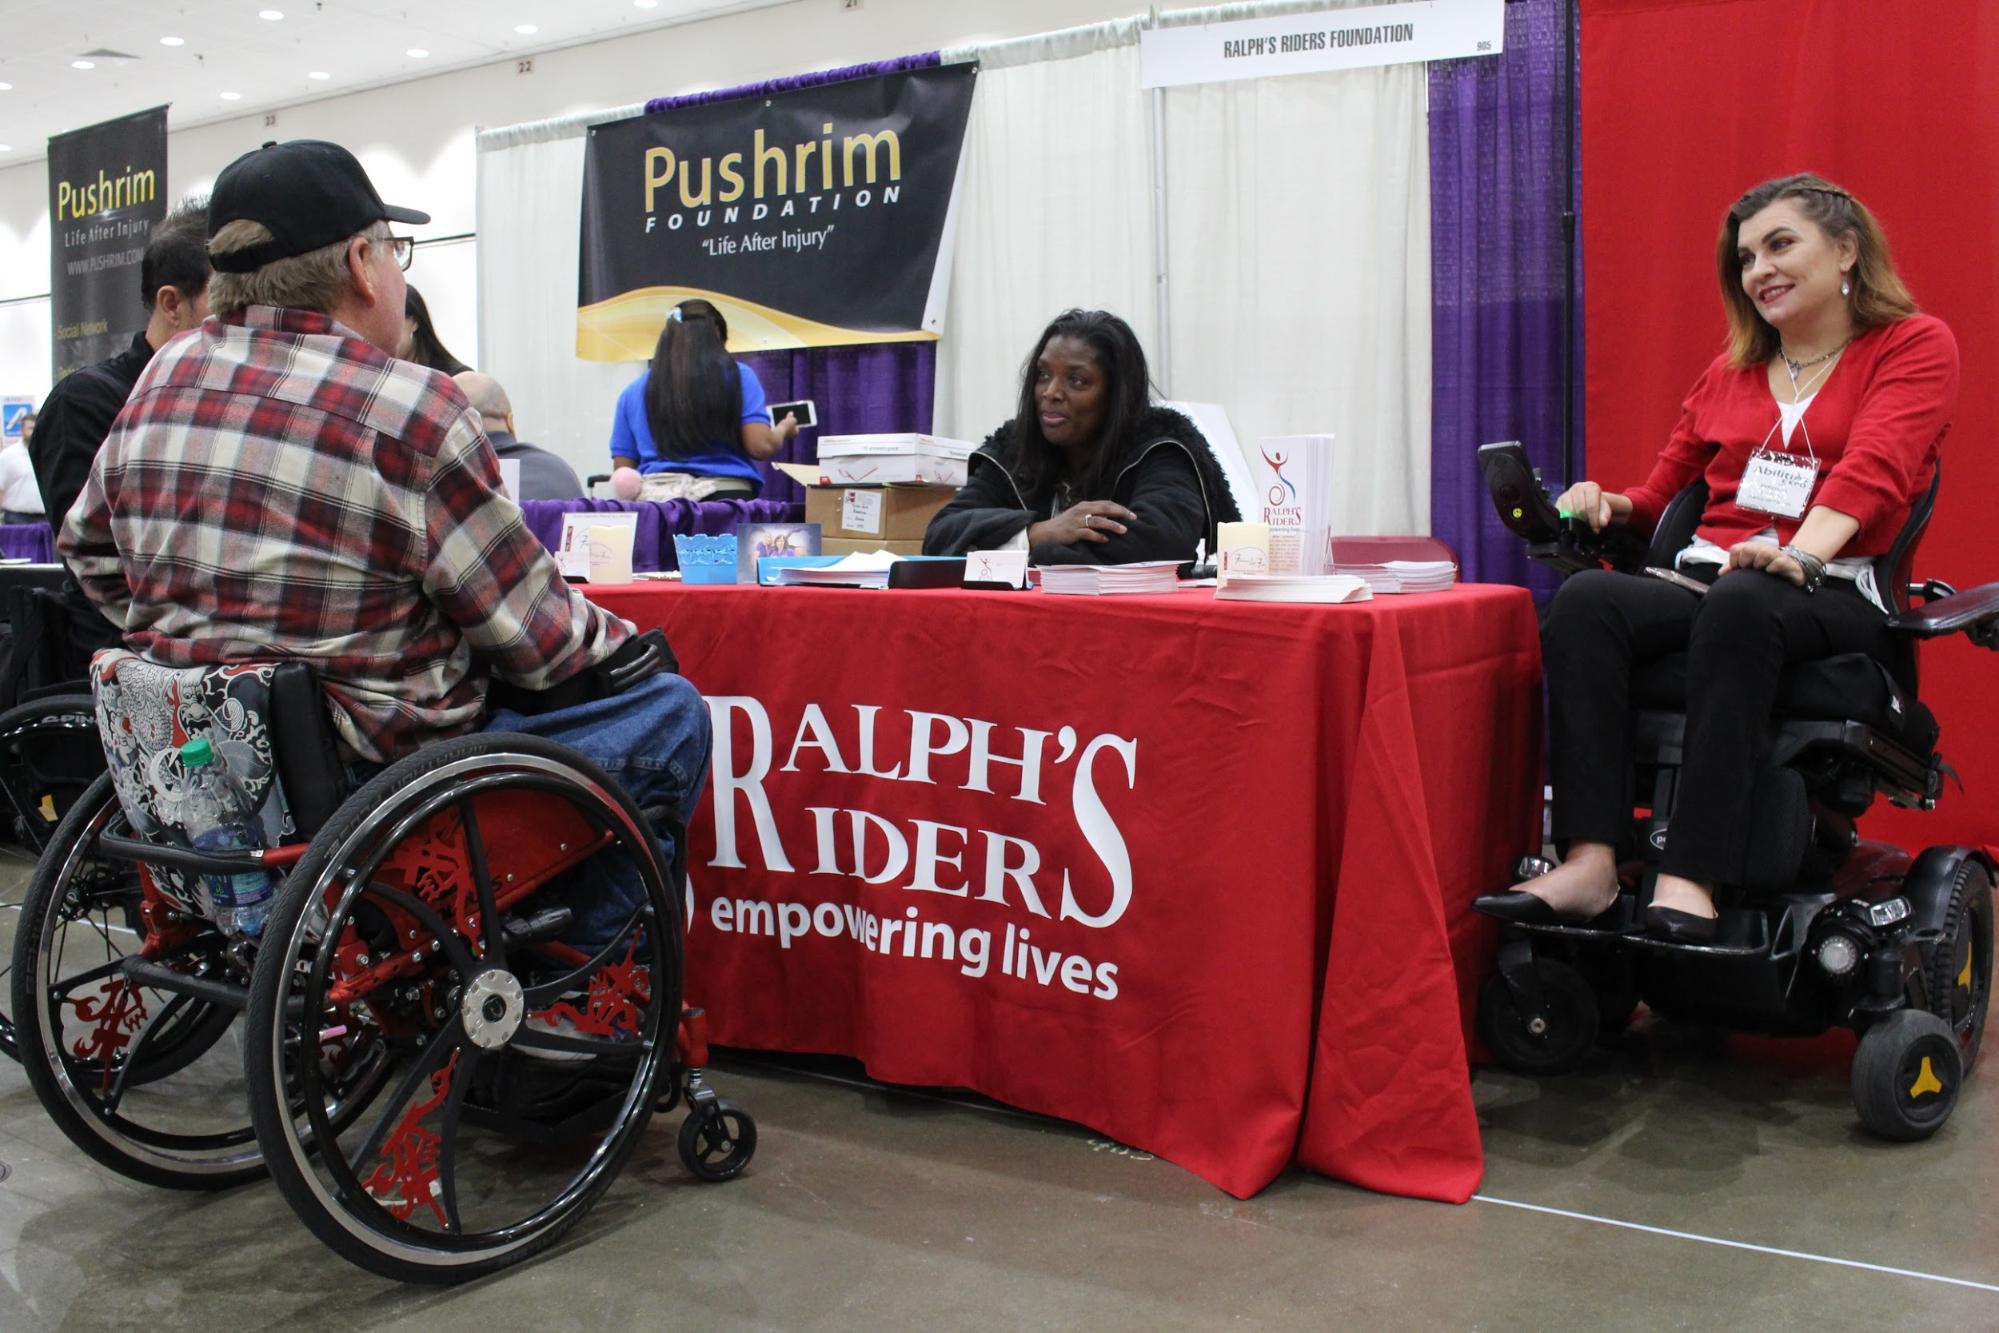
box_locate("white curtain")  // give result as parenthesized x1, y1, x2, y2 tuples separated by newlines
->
(1161, 63, 1431, 533)
(477, 112, 643, 487)
(932, 28, 1157, 447)
(478, 2, 1434, 528)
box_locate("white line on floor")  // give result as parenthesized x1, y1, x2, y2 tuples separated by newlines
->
(1474, 1194, 1999, 1295)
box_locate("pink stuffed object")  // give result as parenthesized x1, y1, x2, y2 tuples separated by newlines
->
(610, 466, 643, 500)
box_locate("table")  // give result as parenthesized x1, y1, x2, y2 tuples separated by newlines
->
(518, 498, 801, 572)
(0, 523, 53, 564)
(587, 582, 1542, 1201)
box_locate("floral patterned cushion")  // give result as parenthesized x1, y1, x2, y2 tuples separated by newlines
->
(90, 650, 298, 852)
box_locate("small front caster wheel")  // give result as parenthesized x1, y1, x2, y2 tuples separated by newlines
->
(1478, 957, 1599, 1076)
(679, 1099, 757, 1182)
(1853, 1008, 1962, 1142)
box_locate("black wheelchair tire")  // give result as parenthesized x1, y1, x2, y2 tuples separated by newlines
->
(679, 1099, 757, 1183)
(1920, 857, 1992, 1073)
(244, 731, 684, 1284)
(1478, 958, 1600, 1076)
(1852, 1008, 1962, 1142)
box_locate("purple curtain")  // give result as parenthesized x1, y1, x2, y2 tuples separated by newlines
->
(739, 345, 936, 504)
(1428, 0, 1579, 595)
(641, 53, 948, 508)
(519, 497, 800, 572)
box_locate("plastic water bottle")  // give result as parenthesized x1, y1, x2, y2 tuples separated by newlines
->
(178, 737, 276, 938)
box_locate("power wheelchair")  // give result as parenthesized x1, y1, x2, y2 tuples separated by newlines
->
(1474, 441, 1999, 1140)
(6, 651, 757, 1283)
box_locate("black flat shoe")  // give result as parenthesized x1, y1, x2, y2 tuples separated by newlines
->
(1472, 890, 1568, 925)
(1643, 904, 1719, 943)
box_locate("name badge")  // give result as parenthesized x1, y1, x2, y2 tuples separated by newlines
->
(1737, 448, 1817, 519)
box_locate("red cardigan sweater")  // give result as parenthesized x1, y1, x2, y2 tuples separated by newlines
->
(1623, 314, 1959, 556)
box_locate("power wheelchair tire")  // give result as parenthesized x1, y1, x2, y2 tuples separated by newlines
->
(244, 733, 684, 1284)
(1920, 858, 1992, 1072)
(1852, 1008, 1962, 1142)
(1478, 958, 1600, 1076)
(8, 774, 382, 1189)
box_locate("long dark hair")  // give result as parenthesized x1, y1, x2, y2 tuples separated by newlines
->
(1009, 309, 1154, 498)
(646, 299, 743, 460)
(403, 286, 471, 375)
(1716, 173, 1917, 368)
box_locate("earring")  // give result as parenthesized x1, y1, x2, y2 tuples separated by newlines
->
(1841, 275, 1851, 298)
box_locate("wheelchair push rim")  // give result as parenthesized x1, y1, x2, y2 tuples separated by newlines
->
(245, 739, 684, 1282)
(12, 774, 389, 1187)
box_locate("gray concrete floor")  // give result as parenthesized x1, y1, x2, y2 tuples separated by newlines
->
(2, 839, 1995, 1330)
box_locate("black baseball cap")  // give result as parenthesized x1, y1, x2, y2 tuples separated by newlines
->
(207, 139, 430, 273)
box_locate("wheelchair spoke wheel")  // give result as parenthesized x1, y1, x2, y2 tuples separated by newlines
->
(246, 735, 684, 1284)
(0, 694, 105, 1060)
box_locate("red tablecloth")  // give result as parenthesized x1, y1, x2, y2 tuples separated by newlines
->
(587, 582, 1541, 1201)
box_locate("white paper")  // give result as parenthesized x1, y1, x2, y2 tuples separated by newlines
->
(966, 548, 1029, 588)
(498, 458, 521, 504)
(585, 524, 635, 584)
(557, 511, 639, 579)
(840, 488, 885, 536)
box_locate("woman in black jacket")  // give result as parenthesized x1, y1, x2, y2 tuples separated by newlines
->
(923, 310, 1238, 564)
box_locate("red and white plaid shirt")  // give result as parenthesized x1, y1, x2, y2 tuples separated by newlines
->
(60, 305, 630, 762)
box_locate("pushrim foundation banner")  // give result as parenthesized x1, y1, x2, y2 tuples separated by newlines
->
(1140, 0, 1504, 89)
(577, 64, 977, 357)
(48, 105, 168, 379)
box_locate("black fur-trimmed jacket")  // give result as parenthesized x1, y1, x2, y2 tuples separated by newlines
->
(922, 406, 1240, 565)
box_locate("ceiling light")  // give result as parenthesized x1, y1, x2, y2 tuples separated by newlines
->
(515, 24, 539, 34)
(259, 9, 285, 19)
(0, 145, 12, 153)
(72, 60, 96, 70)
(0, 82, 12, 91)
(220, 91, 242, 100)
(160, 36, 185, 47)
(308, 70, 330, 80)
(636, 0, 658, 8)
(407, 48, 430, 58)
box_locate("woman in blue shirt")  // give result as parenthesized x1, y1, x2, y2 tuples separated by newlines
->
(609, 299, 797, 499)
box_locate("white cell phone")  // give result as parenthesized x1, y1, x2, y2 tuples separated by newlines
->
(768, 399, 817, 429)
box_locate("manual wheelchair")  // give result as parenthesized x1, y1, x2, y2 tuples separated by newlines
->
(1473, 441, 1999, 1140)
(8, 653, 756, 1283)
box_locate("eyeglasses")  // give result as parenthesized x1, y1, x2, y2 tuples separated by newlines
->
(384, 234, 414, 271)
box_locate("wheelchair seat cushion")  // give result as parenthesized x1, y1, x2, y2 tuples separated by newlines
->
(91, 650, 300, 853)
(1631, 650, 1940, 756)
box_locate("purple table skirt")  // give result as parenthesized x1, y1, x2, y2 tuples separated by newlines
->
(0, 523, 53, 563)
(518, 498, 802, 572)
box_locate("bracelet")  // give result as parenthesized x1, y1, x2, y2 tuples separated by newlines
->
(1780, 544, 1826, 593)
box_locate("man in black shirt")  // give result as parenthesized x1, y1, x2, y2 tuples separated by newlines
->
(29, 201, 210, 673)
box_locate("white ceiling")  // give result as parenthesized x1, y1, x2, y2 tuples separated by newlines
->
(0, 0, 780, 164)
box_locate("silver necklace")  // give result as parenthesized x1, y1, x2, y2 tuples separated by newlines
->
(1779, 337, 1851, 380)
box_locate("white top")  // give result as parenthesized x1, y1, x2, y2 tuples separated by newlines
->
(0, 442, 43, 516)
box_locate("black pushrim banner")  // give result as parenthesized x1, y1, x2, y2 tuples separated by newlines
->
(578, 64, 976, 357)
(48, 106, 168, 379)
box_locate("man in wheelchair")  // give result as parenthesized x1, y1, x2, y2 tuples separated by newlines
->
(56, 138, 709, 954)
(1469, 174, 1999, 1141)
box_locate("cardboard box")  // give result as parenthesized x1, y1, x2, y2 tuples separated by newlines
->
(815, 433, 976, 486)
(822, 537, 926, 556)
(803, 482, 956, 543)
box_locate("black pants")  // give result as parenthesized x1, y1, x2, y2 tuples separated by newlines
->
(1543, 567, 1893, 885)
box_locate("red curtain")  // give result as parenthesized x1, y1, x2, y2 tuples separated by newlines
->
(1581, 0, 1999, 850)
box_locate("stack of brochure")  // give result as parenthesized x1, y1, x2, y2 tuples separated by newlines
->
(770, 551, 901, 588)
(1331, 560, 1458, 595)
(1214, 573, 1372, 604)
(1038, 561, 1182, 596)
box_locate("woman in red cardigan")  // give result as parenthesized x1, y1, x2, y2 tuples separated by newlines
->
(1477, 173, 1959, 943)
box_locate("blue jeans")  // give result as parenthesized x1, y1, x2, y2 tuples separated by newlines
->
(484, 672, 712, 952)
